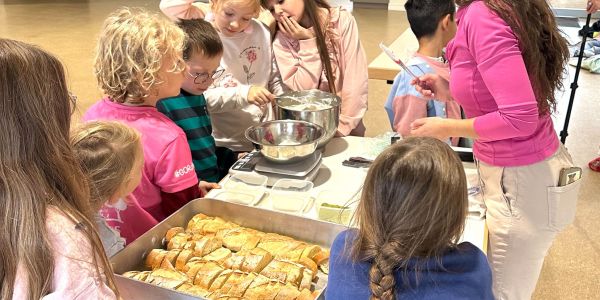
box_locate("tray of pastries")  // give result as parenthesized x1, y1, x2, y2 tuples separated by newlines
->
(110, 198, 347, 300)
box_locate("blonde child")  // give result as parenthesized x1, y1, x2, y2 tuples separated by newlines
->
(85, 7, 212, 222)
(262, 0, 368, 136)
(2, 38, 118, 299)
(161, 0, 286, 153)
(71, 121, 159, 256)
(327, 137, 493, 299)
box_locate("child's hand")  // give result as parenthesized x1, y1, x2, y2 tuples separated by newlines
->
(277, 15, 314, 40)
(247, 86, 275, 106)
(588, 0, 599, 13)
(409, 117, 450, 141)
(410, 74, 452, 102)
(199, 181, 220, 195)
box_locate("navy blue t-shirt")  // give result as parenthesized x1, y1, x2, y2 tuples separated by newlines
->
(326, 229, 494, 299)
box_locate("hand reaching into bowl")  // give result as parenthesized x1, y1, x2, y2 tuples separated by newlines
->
(248, 86, 275, 106)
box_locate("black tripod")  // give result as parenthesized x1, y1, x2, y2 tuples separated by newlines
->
(560, 14, 593, 144)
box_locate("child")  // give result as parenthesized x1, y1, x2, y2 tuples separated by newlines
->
(2, 38, 118, 298)
(85, 7, 206, 221)
(156, 18, 226, 182)
(384, 0, 461, 146)
(161, 0, 286, 153)
(71, 121, 159, 256)
(262, 0, 369, 136)
(327, 137, 493, 299)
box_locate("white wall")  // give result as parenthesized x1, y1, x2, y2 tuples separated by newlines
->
(388, 0, 407, 11)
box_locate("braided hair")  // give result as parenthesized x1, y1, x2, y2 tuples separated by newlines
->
(351, 137, 468, 299)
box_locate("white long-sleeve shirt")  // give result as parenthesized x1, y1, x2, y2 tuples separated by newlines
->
(160, 0, 285, 151)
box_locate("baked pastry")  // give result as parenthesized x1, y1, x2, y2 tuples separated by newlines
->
(175, 249, 194, 271)
(227, 272, 257, 297)
(203, 247, 232, 264)
(209, 269, 234, 292)
(239, 247, 273, 274)
(167, 233, 191, 250)
(193, 261, 225, 289)
(145, 249, 168, 269)
(273, 283, 302, 300)
(259, 260, 305, 286)
(191, 236, 223, 257)
(165, 227, 184, 243)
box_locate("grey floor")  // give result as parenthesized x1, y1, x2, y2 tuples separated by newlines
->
(1, 0, 598, 299)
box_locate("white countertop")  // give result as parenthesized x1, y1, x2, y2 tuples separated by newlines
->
(206, 136, 487, 253)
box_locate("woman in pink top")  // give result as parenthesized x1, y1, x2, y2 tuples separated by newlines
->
(0, 39, 118, 298)
(261, 0, 368, 136)
(410, 1, 581, 299)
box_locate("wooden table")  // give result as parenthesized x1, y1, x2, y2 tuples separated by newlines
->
(368, 28, 418, 83)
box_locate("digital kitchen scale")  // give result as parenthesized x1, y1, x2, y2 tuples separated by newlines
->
(229, 150, 322, 186)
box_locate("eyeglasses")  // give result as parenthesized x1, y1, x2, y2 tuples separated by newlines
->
(186, 68, 225, 84)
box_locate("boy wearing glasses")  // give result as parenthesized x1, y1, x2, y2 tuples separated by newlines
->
(157, 19, 225, 182)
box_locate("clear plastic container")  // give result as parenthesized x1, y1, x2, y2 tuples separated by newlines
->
(315, 190, 354, 225)
(219, 173, 268, 205)
(269, 178, 314, 213)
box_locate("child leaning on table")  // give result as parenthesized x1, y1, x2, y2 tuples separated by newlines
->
(261, 0, 369, 137)
(157, 19, 228, 182)
(84, 7, 213, 222)
(161, 0, 286, 154)
(384, 0, 461, 146)
(326, 137, 493, 299)
(71, 121, 159, 256)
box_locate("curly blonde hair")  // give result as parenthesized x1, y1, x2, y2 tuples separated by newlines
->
(94, 7, 186, 104)
(71, 121, 142, 211)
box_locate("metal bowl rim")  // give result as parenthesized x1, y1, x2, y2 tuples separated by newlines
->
(275, 92, 341, 112)
(244, 120, 326, 147)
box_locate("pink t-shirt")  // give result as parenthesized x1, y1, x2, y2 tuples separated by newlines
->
(446, 1, 559, 166)
(99, 194, 158, 244)
(13, 207, 117, 299)
(84, 98, 199, 220)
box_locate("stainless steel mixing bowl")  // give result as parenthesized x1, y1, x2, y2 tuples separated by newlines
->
(275, 90, 340, 148)
(245, 120, 325, 164)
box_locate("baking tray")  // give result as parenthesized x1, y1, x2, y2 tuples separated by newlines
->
(110, 198, 348, 300)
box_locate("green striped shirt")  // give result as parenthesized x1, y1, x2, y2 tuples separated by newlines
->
(157, 91, 219, 182)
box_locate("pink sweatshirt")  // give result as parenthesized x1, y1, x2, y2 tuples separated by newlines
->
(446, 1, 559, 166)
(84, 99, 199, 221)
(272, 7, 368, 136)
(13, 207, 117, 299)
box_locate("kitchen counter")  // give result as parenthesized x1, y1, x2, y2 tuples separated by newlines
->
(206, 136, 487, 253)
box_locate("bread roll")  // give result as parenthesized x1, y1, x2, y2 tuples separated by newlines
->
(228, 272, 257, 297)
(203, 247, 232, 264)
(209, 269, 233, 292)
(175, 249, 194, 271)
(165, 227, 184, 243)
(274, 283, 301, 300)
(193, 261, 225, 289)
(240, 247, 273, 273)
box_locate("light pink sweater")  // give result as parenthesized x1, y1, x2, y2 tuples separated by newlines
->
(446, 1, 559, 166)
(272, 7, 369, 136)
(13, 207, 116, 299)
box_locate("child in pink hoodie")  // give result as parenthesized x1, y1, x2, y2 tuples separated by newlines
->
(261, 0, 368, 136)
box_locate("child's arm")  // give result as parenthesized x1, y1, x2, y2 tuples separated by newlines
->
(384, 72, 428, 137)
(159, 0, 208, 20)
(203, 85, 251, 113)
(336, 12, 368, 136)
(155, 135, 200, 215)
(272, 35, 324, 91)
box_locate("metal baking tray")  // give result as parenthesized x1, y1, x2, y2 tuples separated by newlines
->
(110, 198, 347, 300)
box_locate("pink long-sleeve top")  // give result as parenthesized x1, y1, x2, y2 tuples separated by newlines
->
(13, 207, 117, 299)
(272, 7, 369, 136)
(446, 1, 559, 166)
